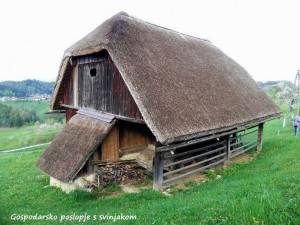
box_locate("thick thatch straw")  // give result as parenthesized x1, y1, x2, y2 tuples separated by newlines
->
(36, 114, 115, 182)
(51, 12, 281, 144)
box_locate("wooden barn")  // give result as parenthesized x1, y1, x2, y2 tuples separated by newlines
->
(37, 12, 281, 191)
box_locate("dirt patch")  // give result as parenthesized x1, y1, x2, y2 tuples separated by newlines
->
(121, 184, 140, 193)
(222, 152, 254, 169)
(162, 152, 255, 193)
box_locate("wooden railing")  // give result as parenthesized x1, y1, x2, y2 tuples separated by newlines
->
(153, 123, 264, 191)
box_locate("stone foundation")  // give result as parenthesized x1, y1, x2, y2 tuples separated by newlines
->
(50, 173, 96, 193)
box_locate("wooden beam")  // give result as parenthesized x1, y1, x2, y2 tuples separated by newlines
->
(232, 143, 257, 158)
(257, 123, 264, 152)
(164, 146, 225, 168)
(164, 141, 225, 159)
(60, 103, 80, 110)
(78, 108, 114, 123)
(60, 104, 145, 124)
(153, 152, 164, 191)
(110, 114, 146, 124)
(45, 110, 66, 114)
(163, 158, 226, 185)
(231, 140, 257, 154)
(163, 153, 226, 176)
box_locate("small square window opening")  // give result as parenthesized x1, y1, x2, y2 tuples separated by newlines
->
(90, 68, 97, 77)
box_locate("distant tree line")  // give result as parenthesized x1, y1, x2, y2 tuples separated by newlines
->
(0, 79, 54, 97)
(0, 103, 39, 127)
(257, 80, 293, 89)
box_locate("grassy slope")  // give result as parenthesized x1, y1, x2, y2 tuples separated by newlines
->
(0, 100, 62, 151)
(0, 119, 299, 224)
(0, 126, 61, 151)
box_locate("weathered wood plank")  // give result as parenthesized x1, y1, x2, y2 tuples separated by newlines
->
(164, 146, 225, 168)
(231, 143, 257, 158)
(164, 141, 225, 159)
(230, 140, 257, 154)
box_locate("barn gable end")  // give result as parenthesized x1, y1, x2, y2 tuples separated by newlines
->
(61, 51, 143, 121)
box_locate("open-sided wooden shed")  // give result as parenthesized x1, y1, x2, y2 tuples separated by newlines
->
(37, 12, 281, 191)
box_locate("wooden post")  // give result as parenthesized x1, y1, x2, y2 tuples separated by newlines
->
(225, 135, 231, 162)
(93, 147, 101, 171)
(73, 64, 78, 107)
(87, 156, 93, 173)
(257, 123, 264, 152)
(153, 151, 164, 191)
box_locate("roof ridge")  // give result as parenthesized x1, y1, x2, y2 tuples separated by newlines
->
(121, 12, 211, 43)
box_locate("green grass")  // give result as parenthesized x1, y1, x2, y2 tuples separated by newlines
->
(0, 119, 300, 224)
(0, 126, 61, 151)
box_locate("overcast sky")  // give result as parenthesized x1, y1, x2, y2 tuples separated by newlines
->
(0, 0, 300, 82)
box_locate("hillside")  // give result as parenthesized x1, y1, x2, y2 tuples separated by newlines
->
(258, 80, 297, 109)
(0, 79, 293, 100)
(0, 79, 54, 97)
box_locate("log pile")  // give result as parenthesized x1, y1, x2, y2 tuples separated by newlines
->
(95, 164, 144, 186)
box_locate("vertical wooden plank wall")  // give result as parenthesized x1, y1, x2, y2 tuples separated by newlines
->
(119, 121, 155, 152)
(101, 126, 119, 162)
(77, 54, 143, 120)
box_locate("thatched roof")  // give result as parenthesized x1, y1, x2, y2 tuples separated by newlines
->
(36, 114, 115, 182)
(51, 12, 281, 145)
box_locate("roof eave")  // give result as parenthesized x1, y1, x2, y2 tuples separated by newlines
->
(160, 112, 282, 145)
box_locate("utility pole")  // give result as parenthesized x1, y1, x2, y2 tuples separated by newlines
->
(295, 70, 300, 116)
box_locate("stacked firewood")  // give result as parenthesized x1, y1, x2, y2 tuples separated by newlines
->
(95, 164, 144, 186)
